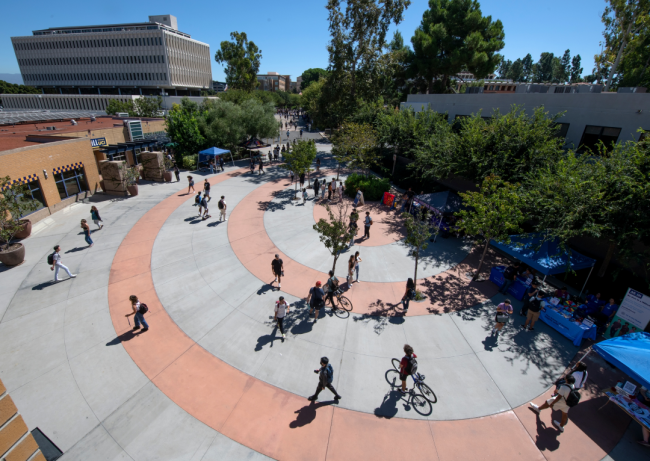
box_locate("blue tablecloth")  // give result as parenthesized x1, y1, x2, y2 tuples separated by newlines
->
(489, 266, 529, 300)
(539, 306, 598, 346)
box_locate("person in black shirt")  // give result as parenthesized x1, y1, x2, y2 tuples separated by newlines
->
(271, 254, 283, 290)
(522, 292, 544, 331)
(499, 262, 520, 295)
(521, 281, 539, 316)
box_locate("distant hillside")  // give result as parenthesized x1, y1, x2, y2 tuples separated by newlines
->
(0, 73, 24, 85)
(0, 80, 40, 95)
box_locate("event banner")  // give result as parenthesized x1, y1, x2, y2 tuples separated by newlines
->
(605, 288, 650, 339)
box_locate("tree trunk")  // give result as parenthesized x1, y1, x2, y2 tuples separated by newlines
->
(332, 253, 339, 272)
(337, 163, 341, 181)
(605, 21, 634, 91)
(597, 241, 617, 277)
(474, 240, 490, 281)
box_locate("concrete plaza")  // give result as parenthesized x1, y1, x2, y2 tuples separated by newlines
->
(0, 136, 647, 460)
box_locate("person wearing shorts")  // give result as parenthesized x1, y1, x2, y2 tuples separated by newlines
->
(307, 281, 325, 323)
(203, 179, 211, 201)
(274, 296, 290, 339)
(529, 374, 576, 432)
(399, 344, 417, 395)
(523, 293, 544, 331)
(492, 299, 513, 335)
(271, 254, 283, 289)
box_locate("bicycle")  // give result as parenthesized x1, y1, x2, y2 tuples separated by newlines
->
(325, 288, 353, 312)
(391, 358, 437, 404)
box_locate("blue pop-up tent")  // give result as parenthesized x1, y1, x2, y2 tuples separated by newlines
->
(593, 332, 650, 389)
(490, 233, 597, 294)
(414, 191, 467, 215)
(198, 147, 234, 167)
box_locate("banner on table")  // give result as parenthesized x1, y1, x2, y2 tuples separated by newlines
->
(382, 192, 395, 207)
(605, 288, 650, 339)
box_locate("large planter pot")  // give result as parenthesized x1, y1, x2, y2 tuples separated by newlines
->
(0, 243, 25, 266)
(163, 171, 173, 182)
(127, 184, 139, 196)
(14, 219, 32, 239)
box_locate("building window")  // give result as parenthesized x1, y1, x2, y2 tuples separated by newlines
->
(55, 167, 88, 200)
(579, 125, 622, 152)
(11, 179, 46, 216)
(554, 123, 570, 139)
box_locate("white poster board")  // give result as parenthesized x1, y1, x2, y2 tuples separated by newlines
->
(618, 288, 650, 330)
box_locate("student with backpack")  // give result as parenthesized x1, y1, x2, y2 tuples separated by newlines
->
(90, 206, 103, 230)
(400, 278, 416, 312)
(529, 374, 580, 433)
(200, 195, 210, 220)
(308, 357, 341, 402)
(195, 192, 203, 216)
(307, 281, 326, 322)
(125, 295, 149, 332)
(49, 245, 77, 281)
(399, 344, 418, 395)
(324, 270, 339, 310)
(218, 196, 227, 221)
(274, 296, 290, 339)
(203, 179, 211, 202)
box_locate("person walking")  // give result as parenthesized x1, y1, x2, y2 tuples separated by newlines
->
(354, 251, 362, 283)
(219, 156, 225, 172)
(316, 157, 321, 172)
(363, 212, 373, 239)
(90, 206, 103, 230)
(307, 281, 325, 322)
(81, 219, 93, 247)
(218, 196, 227, 221)
(173, 164, 180, 182)
(271, 254, 284, 290)
(50, 245, 76, 281)
(324, 270, 339, 310)
(125, 295, 149, 332)
(274, 296, 290, 339)
(300, 129, 303, 138)
(302, 188, 307, 204)
(250, 159, 255, 174)
(258, 159, 265, 175)
(203, 179, 211, 202)
(209, 159, 214, 174)
(399, 344, 417, 395)
(200, 195, 210, 220)
(492, 299, 513, 335)
(347, 219, 358, 249)
(400, 278, 416, 312)
(187, 176, 195, 194)
(299, 172, 305, 189)
(328, 179, 334, 201)
(337, 181, 344, 201)
(314, 178, 320, 199)
(196, 192, 204, 217)
(347, 255, 355, 287)
(321, 181, 327, 200)
(529, 374, 578, 432)
(308, 357, 341, 401)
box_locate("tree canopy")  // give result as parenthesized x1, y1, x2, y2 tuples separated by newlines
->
(215, 31, 262, 92)
(106, 96, 163, 118)
(300, 68, 330, 90)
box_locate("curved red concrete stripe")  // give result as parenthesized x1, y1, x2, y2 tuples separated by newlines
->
(229, 171, 500, 316)
(107, 168, 625, 461)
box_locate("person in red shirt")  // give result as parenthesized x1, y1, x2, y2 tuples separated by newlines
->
(399, 344, 417, 395)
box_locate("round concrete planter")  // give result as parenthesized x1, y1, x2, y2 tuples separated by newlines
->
(14, 219, 32, 240)
(0, 243, 25, 266)
(163, 172, 173, 182)
(127, 184, 139, 196)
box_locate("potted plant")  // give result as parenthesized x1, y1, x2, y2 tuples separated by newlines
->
(0, 176, 39, 266)
(125, 167, 140, 196)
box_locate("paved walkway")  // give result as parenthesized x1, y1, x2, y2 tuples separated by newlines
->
(0, 139, 646, 460)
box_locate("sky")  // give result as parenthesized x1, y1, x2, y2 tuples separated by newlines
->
(1, 0, 607, 84)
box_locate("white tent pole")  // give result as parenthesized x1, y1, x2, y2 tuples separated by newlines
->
(433, 212, 443, 243)
(230, 152, 234, 167)
(579, 265, 595, 297)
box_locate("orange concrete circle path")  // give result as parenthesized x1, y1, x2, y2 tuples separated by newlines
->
(107, 168, 631, 461)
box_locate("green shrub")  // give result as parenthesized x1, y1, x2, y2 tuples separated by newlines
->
(183, 155, 197, 170)
(344, 173, 390, 201)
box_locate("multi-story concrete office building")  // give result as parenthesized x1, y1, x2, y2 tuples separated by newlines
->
(10, 15, 211, 97)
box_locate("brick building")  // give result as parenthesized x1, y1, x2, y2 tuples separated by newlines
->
(0, 115, 167, 223)
(257, 72, 291, 92)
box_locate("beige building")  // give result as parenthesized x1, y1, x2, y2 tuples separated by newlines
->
(11, 15, 211, 97)
(257, 72, 291, 92)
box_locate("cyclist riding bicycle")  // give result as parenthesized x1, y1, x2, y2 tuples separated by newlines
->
(399, 344, 418, 395)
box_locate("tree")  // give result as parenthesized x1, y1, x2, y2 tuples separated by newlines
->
(313, 201, 354, 272)
(165, 108, 205, 160)
(331, 122, 379, 177)
(455, 175, 525, 280)
(0, 80, 40, 97)
(555, 49, 572, 83)
(402, 207, 432, 290)
(410, 0, 505, 93)
(599, 0, 650, 91)
(570, 55, 583, 82)
(498, 59, 512, 79)
(300, 68, 330, 90)
(283, 140, 317, 198)
(507, 58, 524, 82)
(521, 53, 534, 82)
(532, 52, 554, 82)
(106, 96, 163, 117)
(214, 31, 262, 92)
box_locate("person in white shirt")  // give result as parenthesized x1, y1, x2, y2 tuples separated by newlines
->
(274, 296, 290, 339)
(530, 374, 577, 433)
(364, 212, 373, 239)
(50, 245, 76, 281)
(218, 196, 227, 221)
(337, 182, 344, 200)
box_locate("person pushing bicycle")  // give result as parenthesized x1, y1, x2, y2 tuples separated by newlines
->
(399, 344, 417, 395)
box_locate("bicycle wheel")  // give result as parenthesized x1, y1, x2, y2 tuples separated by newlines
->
(391, 358, 401, 371)
(337, 296, 353, 312)
(417, 382, 437, 404)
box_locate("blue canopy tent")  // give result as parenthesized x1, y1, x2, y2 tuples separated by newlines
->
(198, 147, 234, 169)
(593, 332, 650, 389)
(490, 233, 597, 295)
(414, 191, 466, 215)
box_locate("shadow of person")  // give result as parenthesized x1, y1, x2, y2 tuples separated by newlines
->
(31, 280, 60, 290)
(65, 247, 86, 253)
(106, 330, 137, 346)
(257, 283, 274, 296)
(532, 411, 561, 452)
(289, 401, 332, 428)
(482, 333, 499, 351)
(374, 390, 401, 419)
(255, 328, 278, 351)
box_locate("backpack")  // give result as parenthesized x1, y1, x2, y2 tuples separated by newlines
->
(218, 200, 224, 210)
(194, 194, 201, 205)
(563, 384, 581, 407)
(138, 303, 149, 315)
(405, 355, 418, 375)
(201, 198, 208, 208)
(329, 277, 339, 290)
(325, 364, 334, 384)
(47, 252, 55, 265)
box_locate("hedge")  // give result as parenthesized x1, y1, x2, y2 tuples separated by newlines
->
(344, 173, 390, 201)
(183, 155, 197, 170)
